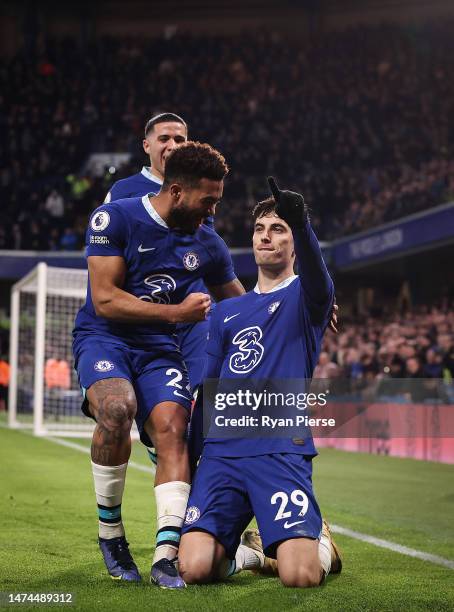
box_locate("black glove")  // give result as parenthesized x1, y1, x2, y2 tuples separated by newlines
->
(267, 176, 309, 229)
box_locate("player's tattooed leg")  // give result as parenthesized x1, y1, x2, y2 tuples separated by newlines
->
(86, 379, 140, 577)
(87, 378, 137, 466)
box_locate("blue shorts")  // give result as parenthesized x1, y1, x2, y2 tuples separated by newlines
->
(182, 454, 322, 559)
(73, 335, 192, 444)
(176, 320, 208, 393)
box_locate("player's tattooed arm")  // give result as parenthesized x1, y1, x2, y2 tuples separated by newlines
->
(207, 278, 245, 302)
(88, 256, 210, 323)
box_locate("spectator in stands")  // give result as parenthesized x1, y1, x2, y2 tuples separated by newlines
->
(423, 349, 444, 378)
(59, 227, 80, 251)
(45, 189, 65, 221)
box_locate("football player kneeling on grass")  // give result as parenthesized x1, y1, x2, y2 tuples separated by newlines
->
(179, 178, 342, 587)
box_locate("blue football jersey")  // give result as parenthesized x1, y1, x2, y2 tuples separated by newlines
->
(202, 274, 334, 457)
(73, 195, 236, 350)
(104, 167, 162, 202)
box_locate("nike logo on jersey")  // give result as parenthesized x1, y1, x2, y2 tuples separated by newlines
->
(173, 390, 191, 400)
(283, 520, 305, 529)
(138, 244, 156, 252)
(224, 313, 240, 323)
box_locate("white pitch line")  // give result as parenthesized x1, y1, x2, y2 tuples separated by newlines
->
(4, 427, 454, 571)
(331, 524, 454, 570)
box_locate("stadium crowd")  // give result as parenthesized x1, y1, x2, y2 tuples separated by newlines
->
(314, 301, 454, 400)
(1, 22, 454, 250)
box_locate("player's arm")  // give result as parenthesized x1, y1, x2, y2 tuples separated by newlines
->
(268, 177, 334, 320)
(206, 278, 245, 302)
(88, 256, 210, 324)
(203, 233, 245, 302)
(86, 205, 209, 324)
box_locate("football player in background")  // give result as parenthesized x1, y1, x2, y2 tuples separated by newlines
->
(73, 142, 243, 588)
(179, 177, 342, 588)
(104, 112, 187, 203)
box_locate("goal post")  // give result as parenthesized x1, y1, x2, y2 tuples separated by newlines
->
(8, 263, 91, 437)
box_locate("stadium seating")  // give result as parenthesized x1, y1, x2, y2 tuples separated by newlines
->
(1, 22, 454, 250)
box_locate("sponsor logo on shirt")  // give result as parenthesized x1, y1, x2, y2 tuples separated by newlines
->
(183, 251, 200, 271)
(91, 211, 110, 232)
(90, 235, 110, 245)
(229, 326, 264, 374)
(94, 360, 115, 372)
(141, 274, 177, 304)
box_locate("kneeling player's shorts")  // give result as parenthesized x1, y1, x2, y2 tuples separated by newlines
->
(182, 453, 322, 558)
(73, 336, 192, 445)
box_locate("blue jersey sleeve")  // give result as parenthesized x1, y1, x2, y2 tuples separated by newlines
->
(294, 221, 334, 327)
(86, 205, 128, 257)
(104, 180, 126, 203)
(203, 235, 236, 286)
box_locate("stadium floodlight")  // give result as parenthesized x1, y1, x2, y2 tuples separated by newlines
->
(8, 263, 92, 437)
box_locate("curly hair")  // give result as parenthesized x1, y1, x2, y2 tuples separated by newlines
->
(162, 141, 229, 189)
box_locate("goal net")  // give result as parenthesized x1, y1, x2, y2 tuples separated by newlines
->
(8, 263, 92, 437)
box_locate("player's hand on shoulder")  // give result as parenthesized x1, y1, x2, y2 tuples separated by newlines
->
(267, 176, 309, 228)
(173, 292, 211, 323)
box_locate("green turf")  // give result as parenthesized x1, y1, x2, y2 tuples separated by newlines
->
(0, 427, 453, 611)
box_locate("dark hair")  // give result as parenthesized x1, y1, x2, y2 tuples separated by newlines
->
(252, 196, 277, 221)
(162, 141, 229, 188)
(144, 112, 187, 137)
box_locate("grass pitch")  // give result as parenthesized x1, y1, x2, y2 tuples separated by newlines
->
(1, 426, 453, 611)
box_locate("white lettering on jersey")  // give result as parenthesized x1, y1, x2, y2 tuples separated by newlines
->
(90, 235, 110, 245)
(140, 274, 176, 304)
(229, 326, 264, 374)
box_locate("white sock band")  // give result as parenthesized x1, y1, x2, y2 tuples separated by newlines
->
(234, 544, 263, 573)
(153, 481, 190, 563)
(319, 532, 332, 576)
(91, 461, 127, 539)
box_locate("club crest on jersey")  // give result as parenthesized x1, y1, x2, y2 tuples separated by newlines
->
(183, 251, 200, 271)
(142, 274, 177, 304)
(268, 301, 280, 314)
(94, 360, 115, 372)
(91, 211, 110, 232)
(185, 506, 200, 524)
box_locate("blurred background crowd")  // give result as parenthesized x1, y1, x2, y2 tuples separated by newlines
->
(1, 20, 454, 250)
(316, 302, 454, 393)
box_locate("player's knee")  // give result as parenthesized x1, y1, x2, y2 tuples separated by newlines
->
(99, 396, 136, 432)
(179, 556, 215, 584)
(279, 564, 322, 588)
(152, 410, 187, 443)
